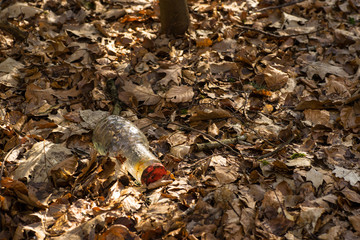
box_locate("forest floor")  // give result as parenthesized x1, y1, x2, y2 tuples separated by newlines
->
(0, 0, 360, 239)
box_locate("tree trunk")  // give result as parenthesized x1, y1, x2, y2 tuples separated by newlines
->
(159, 0, 190, 36)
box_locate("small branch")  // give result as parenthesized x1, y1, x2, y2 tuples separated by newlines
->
(255, 0, 306, 12)
(194, 135, 249, 152)
(237, 25, 321, 38)
(0, 20, 28, 41)
(0, 153, 5, 184)
(273, 188, 287, 219)
(256, 136, 294, 160)
(227, 200, 241, 218)
(161, 120, 244, 158)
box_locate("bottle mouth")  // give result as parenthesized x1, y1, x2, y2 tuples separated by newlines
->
(141, 163, 167, 185)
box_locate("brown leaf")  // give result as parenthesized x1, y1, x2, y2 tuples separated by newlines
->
(50, 156, 78, 187)
(348, 215, 360, 232)
(263, 65, 289, 90)
(297, 206, 325, 233)
(306, 168, 324, 190)
(304, 109, 331, 127)
(122, 81, 161, 105)
(340, 106, 360, 131)
(1, 177, 45, 208)
(165, 85, 194, 103)
(305, 62, 349, 79)
(98, 224, 140, 240)
(189, 106, 232, 121)
(196, 38, 212, 47)
(341, 187, 360, 204)
(266, 214, 294, 236)
(157, 65, 182, 86)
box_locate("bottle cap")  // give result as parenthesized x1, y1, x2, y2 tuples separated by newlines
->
(141, 163, 167, 185)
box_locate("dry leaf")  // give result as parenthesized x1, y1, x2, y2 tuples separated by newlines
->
(158, 65, 182, 86)
(304, 109, 331, 127)
(196, 38, 212, 47)
(306, 168, 324, 189)
(263, 65, 289, 90)
(210, 61, 237, 74)
(189, 106, 232, 121)
(305, 62, 349, 79)
(0, 58, 24, 87)
(333, 166, 360, 186)
(122, 81, 161, 105)
(0, 2, 42, 19)
(166, 85, 194, 103)
(11, 141, 73, 183)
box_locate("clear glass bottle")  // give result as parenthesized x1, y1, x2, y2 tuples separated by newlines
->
(92, 115, 167, 185)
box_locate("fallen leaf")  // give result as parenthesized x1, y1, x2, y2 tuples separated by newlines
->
(196, 38, 212, 47)
(210, 155, 227, 167)
(0, 58, 24, 87)
(210, 61, 237, 74)
(304, 109, 331, 127)
(122, 81, 161, 105)
(98, 224, 140, 240)
(263, 65, 289, 90)
(165, 85, 194, 103)
(333, 166, 360, 186)
(306, 168, 324, 189)
(348, 215, 360, 232)
(158, 65, 182, 86)
(189, 106, 232, 121)
(297, 206, 325, 233)
(341, 188, 360, 204)
(305, 62, 349, 79)
(340, 106, 360, 131)
(286, 158, 312, 167)
(0, 2, 42, 19)
(11, 140, 73, 183)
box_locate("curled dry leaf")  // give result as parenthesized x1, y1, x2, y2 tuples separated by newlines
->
(165, 85, 194, 103)
(1, 177, 45, 208)
(210, 61, 238, 74)
(98, 224, 140, 240)
(0, 58, 24, 87)
(340, 106, 360, 132)
(263, 65, 289, 90)
(122, 81, 161, 105)
(189, 106, 232, 121)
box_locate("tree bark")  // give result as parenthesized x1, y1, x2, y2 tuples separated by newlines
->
(159, 0, 190, 36)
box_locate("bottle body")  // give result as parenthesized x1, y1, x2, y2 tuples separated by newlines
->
(92, 115, 166, 185)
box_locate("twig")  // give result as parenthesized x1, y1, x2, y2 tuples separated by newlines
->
(236, 25, 321, 38)
(0, 20, 28, 41)
(158, 120, 244, 158)
(227, 200, 241, 218)
(0, 153, 5, 184)
(113, 99, 244, 158)
(107, 78, 243, 158)
(194, 135, 249, 151)
(255, 0, 306, 12)
(242, 91, 253, 123)
(256, 136, 294, 160)
(273, 188, 286, 217)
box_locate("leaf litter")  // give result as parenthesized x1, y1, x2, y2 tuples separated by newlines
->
(0, 0, 360, 239)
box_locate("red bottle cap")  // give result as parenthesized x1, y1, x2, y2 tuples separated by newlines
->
(141, 163, 167, 185)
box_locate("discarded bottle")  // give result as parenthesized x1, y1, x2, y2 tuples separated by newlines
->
(92, 115, 167, 185)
